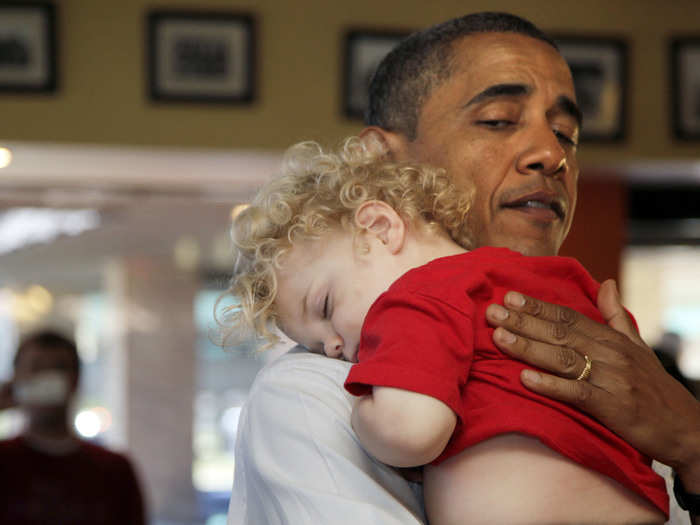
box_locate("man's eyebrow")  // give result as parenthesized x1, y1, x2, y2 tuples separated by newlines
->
(464, 83, 530, 107)
(464, 84, 583, 128)
(555, 94, 583, 127)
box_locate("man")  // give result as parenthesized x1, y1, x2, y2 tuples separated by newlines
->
(0, 330, 146, 525)
(228, 12, 700, 524)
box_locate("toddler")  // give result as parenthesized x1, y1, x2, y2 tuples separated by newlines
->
(223, 138, 668, 524)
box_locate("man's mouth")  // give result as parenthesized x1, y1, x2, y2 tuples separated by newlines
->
(501, 192, 565, 220)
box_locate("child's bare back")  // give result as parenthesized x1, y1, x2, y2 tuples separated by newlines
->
(424, 433, 665, 525)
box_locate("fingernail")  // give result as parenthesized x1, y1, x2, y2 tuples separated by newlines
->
(495, 328, 516, 344)
(522, 370, 541, 384)
(505, 292, 525, 307)
(490, 305, 509, 320)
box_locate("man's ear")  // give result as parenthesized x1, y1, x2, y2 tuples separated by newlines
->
(359, 127, 412, 161)
(354, 200, 405, 254)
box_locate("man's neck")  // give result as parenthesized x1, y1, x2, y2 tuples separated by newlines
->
(22, 424, 80, 455)
(25, 407, 74, 442)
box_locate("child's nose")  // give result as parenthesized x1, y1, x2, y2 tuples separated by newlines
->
(323, 336, 343, 359)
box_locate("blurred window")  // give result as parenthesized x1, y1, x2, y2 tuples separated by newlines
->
(622, 246, 700, 380)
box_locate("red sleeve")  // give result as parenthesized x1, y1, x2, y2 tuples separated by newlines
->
(344, 289, 474, 419)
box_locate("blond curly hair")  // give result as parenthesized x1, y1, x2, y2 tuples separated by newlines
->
(218, 136, 473, 348)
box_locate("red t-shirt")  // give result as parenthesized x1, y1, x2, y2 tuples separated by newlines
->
(0, 436, 146, 525)
(345, 247, 669, 516)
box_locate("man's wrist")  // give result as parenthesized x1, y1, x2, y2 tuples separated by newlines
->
(678, 428, 700, 487)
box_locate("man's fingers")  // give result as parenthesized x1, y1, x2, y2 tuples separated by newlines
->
(487, 293, 633, 360)
(487, 302, 584, 350)
(518, 368, 611, 417)
(494, 327, 588, 379)
(503, 291, 576, 324)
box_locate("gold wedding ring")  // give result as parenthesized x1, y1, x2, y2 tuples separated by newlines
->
(576, 354, 592, 382)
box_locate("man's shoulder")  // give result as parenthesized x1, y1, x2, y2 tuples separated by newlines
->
(241, 345, 354, 434)
(250, 345, 351, 396)
(77, 440, 135, 472)
(231, 348, 427, 525)
(0, 436, 133, 472)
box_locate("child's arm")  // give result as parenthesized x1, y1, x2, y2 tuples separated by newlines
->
(351, 385, 456, 467)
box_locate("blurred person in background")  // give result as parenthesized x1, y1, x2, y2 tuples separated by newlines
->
(0, 330, 146, 525)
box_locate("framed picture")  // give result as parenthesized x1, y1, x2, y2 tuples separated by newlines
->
(147, 10, 255, 103)
(0, 2, 57, 93)
(342, 29, 410, 119)
(671, 37, 700, 140)
(553, 36, 627, 142)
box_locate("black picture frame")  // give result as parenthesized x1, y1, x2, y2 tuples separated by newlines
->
(146, 10, 256, 104)
(342, 29, 410, 119)
(552, 36, 628, 142)
(0, 2, 57, 94)
(671, 37, 700, 140)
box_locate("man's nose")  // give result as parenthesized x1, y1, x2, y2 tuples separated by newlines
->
(323, 336, 344, 359)
(516, 124, 567, 178)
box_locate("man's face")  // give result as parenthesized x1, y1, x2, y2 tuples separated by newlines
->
(13, 345, 77, 409)
(391, 33, 580, 256)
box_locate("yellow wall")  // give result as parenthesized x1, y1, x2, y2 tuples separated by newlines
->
(2, 0, 699, 163)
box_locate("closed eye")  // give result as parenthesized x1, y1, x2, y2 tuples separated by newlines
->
(477, 119, 514, 129)
(322, 294, 329, 319)
(554, 129, 577, 147)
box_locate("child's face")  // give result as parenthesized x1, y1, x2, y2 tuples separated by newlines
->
(274, 231, 402, 363)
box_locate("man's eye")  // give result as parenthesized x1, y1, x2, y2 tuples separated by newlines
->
(477, 119, 514, 129)
(554, 129, 577, 147)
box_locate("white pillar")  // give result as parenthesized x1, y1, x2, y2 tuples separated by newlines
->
(105, 257, 198, 522)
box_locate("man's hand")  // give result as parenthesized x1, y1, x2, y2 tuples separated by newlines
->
(485, 279, 700, 495)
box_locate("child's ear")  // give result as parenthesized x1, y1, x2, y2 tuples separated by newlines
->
(354, 201, 405, 254)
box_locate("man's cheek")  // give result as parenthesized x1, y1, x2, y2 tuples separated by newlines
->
(466, 211, 490, 248)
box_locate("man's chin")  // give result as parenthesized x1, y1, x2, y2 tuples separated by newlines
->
(478, 236, 561, 257)
(470, 215, 565, 257)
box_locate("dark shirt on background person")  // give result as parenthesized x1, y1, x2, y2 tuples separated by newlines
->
(0, 330, 146, 525)
(0, 435, 145, 525)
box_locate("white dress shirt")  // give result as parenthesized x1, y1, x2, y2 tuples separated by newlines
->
(227, 346, 426, 525)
